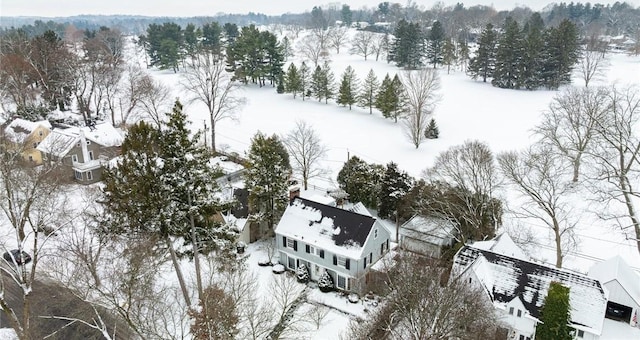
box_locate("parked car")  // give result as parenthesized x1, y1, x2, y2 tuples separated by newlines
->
(3, 249, 32, 265)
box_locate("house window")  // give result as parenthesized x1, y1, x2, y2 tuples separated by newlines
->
(88, 151, 94, 160)
(517, 310, 522, 318)
(369, 252, 372, 263)
(380, 243, 384, 255)
(74, 170, 82, 180)
(337, 256, 347, 267)
(86, 171, 93, 180)
(519, 336, 525, 340)
(577, 330, 584, 338)
(374, 228, 378, 239)
(364, 257, 367, 269)
(468, 277, 472, 283)
(72, 154, 78, 163)
(286, 238, 295, 249)
(508, 307, 514, 315)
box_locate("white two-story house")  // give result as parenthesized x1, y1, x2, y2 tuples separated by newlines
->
(452, 245, 607, 340)
(275, 196, 391, 293)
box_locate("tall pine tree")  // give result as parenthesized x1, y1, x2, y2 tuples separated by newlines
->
(359, 69, 379, 114)
(284, 63, 302, 98)
(299, 61, 311, 100)
(377, 162, 413, 220)
(521, 13, 546, 89)
(468, 23, 497, 82)
(337, 65, 359, 109)
(244, 132, 291, 232)
(492, 17, 524, 89)
(427, 20, 445, 68)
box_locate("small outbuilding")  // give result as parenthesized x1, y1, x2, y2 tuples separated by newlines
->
(399, 215, 456, 258)
(589, 256, 640, 325)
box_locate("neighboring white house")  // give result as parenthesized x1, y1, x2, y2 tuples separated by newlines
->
(399, 215, 456, 258)
(275, 197, 391, 293)
(452, 245, 607, 340)
(589, 256, 640, 325)
(471, 232, 528, 261)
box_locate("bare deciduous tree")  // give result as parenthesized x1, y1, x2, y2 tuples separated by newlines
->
(371, 33, 389, 62)
(181, 53, 245, 152)
(283, 120, 328, 190)
(498, 145, 578, 268)
(422, 140, 502, 243)
(588, 85, 640, 254)
(0, 136, 72, 339)
(344, 253, 500, 340)
(400, 69, 441, 149)
(327, 27, 349, 54)
(350, 31, 375, 60)
(534, 86, 610, 182)
(578, 49, 609, 87)
(267, 273, 307, 339)
(306, 303, 329, 330)
(137, 75, 172, 129)
(297, 34, 327, 67)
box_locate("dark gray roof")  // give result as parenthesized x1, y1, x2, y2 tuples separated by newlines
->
(454, 246, 607, 332)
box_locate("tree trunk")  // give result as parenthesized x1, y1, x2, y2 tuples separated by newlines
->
(210, 119, 216, 153)
(165, 236, 192, 306)
(620, 175, 640, 253)
(552, 217, 563, 268)
(572, 153, 582, 183)
(188, 192, 204, 301)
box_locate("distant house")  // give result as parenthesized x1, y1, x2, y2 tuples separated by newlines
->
(589, 256, 640, 325)
(37, 122, 124, 184)
(399, 215, 456, 258)
(470, 232, 528, 261)
(452, 245, 607, 340)
(275, 197, 391, 293)
(2, 118, 52, 164)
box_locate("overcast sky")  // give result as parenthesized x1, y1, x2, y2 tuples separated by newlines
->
(2, 0, 639, 17)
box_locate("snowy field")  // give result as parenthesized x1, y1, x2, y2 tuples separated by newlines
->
(145, 29, 640, 275)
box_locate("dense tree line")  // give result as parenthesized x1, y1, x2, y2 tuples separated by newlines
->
(468, 16, 580, 90)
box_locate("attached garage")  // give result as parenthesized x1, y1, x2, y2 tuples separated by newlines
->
(589, 256, 640, 325)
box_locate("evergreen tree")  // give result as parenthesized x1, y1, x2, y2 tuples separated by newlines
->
(311, 65, 324, 102)
(296, 264, 310, 283)
(389, 20, 425, 69)
(537, 282, 573, 340)
(424, 118, 440, 139)
(521, 13, 546, 89)
(377, 162, 413, 220)
(284, 63, 302, 98)
(375, 73, 402, 122)
(299, 62, 311, 101)
(427, 20, 445, 68)
(541, 19, 580, 89)
(492, 17, 524, 89)
(337, 65, 359, 110)
(457, 35, 470, 72)
(337, 156, 385, 208)
(245, 132, 291, 231)
(311, 61, 335, 104)
(318, 270, 334, 292)
(359, 69, 380, 114)
(467, 23, 497, 82)
(442, 38, 457, 74)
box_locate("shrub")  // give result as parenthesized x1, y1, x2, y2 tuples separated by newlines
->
(318, 270, 334, 292)
(296, 263, 309, 283)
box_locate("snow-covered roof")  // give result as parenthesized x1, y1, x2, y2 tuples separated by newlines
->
(37, 122, 124, 157)
(589, 256, 640, 307)
(471, 232, 528, 261)
(400, 215, 456, 246)
(82, 122, 124, 147)
(306, 194, 336, 206)
(347, 202, 372, 217)
(3, 118, 51, 143)
(454, 246, 607, 335)
(36, 128, 78, 157)
(275, 197, 377, 258)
